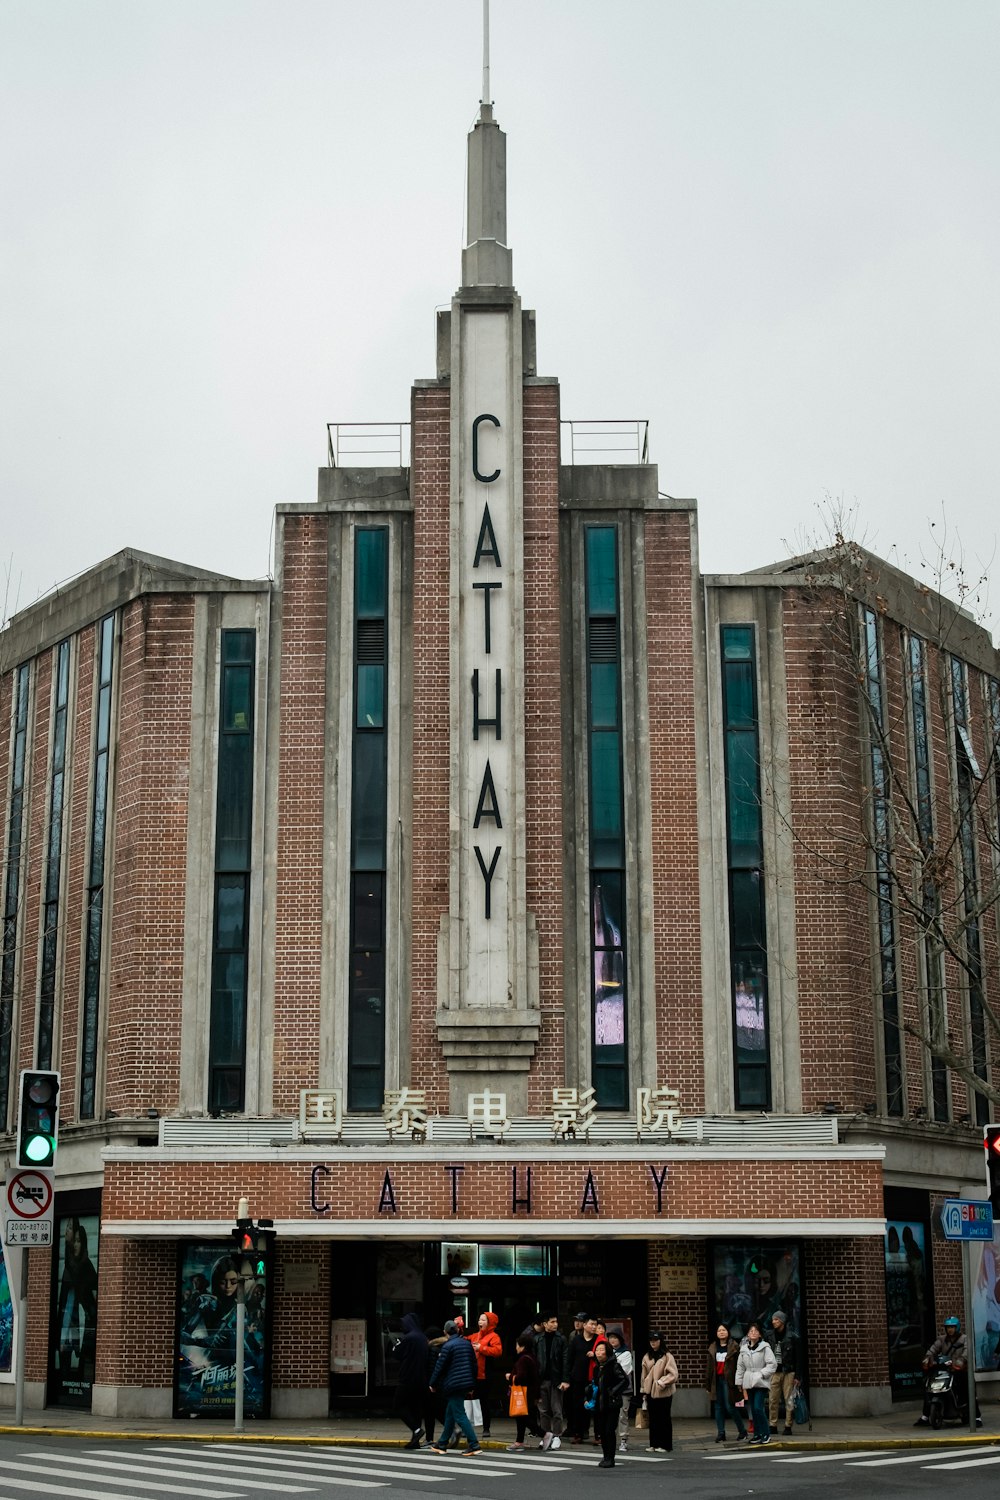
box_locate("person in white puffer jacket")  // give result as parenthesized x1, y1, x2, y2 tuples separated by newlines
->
(735, 1322, 777, 1445)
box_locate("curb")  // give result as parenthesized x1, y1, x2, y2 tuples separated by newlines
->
(0, 1426, 997, 1452)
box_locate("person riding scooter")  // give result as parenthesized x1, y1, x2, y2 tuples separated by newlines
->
(915, 1316, 982, 1427)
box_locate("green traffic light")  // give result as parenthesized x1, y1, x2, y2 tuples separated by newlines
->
(24, 1133, 54, 1164)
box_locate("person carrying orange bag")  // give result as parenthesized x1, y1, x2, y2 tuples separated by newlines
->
(505, 1332, 541, 1451)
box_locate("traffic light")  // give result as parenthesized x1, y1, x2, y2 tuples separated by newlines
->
(253, 1219, 276, 1280)
(985, 1124, 1000, 1216)
(16, 1069, 60, 1169)
(232, 1215, 255, 1268)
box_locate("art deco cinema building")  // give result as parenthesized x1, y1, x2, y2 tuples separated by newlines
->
(1, 85, 997, 1419)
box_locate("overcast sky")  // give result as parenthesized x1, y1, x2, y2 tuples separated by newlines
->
(2, 0, 998, 631)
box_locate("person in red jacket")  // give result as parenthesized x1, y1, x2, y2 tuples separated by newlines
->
(468, 1310, 504, 1438)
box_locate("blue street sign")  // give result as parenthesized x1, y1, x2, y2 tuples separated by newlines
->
(941, 1198, 994, 1240)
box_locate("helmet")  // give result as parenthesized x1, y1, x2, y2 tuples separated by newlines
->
(944, 1316, 960, 1328)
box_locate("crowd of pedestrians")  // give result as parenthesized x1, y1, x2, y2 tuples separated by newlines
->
(392, 1304, 803, 1464)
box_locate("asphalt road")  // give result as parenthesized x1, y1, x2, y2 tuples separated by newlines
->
(2, 1436, 1000, 1499)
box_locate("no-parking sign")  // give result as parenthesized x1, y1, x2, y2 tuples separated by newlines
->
(4, 1167, 54, 1246)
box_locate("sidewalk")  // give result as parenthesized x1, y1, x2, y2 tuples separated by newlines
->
(1, 1406, 998, 1451)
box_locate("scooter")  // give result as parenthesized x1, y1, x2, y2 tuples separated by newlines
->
(923, 1357, 964, 1428)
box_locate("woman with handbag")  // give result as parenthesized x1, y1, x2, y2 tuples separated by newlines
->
(639, 1330, 678, 1454)
(735, 1321, 777, 1445)
(506, 1333, 540, 1451)
(593, 1336, 630, 1467)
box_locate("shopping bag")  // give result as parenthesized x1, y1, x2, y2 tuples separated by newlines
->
(635, 1404, 648, 1430)
(509, 1384, 529, 1417)
(793, 1388, 810, 1426)
(464, 1398, 483, 1427)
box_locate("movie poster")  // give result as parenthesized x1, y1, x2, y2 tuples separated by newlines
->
(49, 1214, 99, 1406)
(711, 1242, 802, 1344)
(0, 1246, 13, 1376)
(884, 1220, 928, 1397)
(971, 1231, 1000, 1374)
(175, 1242, 270, 1418)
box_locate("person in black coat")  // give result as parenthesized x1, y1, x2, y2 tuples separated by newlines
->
(393, 1313, 430, 1448)
(592, 1337, 630, 1468)
(429, 1321, 482, 1454)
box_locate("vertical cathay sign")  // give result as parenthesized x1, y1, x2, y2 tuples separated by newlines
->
(470, 408, 504, 918)
(459, 309, 521, 1006)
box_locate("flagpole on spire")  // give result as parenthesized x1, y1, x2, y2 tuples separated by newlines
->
(482, 0, 491, 112)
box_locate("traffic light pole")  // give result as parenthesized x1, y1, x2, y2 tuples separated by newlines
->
(14, 1247, 27, 1427)
(235, 1283, 246, 1433)
(234, 1195, 249, 1434)
(962, 1237, 977, 1435)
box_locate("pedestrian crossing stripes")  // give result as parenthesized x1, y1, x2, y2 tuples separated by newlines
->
(0, 1439, 674, 1499)
(705, 1443, 1000, 1474)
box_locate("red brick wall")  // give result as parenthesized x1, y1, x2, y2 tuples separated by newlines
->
(782, 588, 874, 1112)
(645, 1237, 709, 1390)
(273, 1240, 331, 1390)
(804, 1236, 887, 1388)
(106, 598, 193, 1116)
(409, 384, 451, 1110)
(15, 648, 51, 1079)
(103, 1155, 882, 1226)
(522, 383, 564, 1109)
(273, 514, 329, 1110)
(95, 1235, 175, 1388)
(645, 511, 704, 1109)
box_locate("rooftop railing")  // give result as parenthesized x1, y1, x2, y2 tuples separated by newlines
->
(325, 419, 650, 468)
(561, 419, 649, 466)
(327, 422, 411, 467)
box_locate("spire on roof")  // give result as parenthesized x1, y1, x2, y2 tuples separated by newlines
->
(462, 0, 512, 288)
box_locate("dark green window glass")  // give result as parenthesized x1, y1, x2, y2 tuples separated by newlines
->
(723, 627, 753, 662)
(585, 527, 617, 616)
(721, 625, 770, 1110)
(216, 735, 253, 870)
(590, 732, 624, 867)
(722, 659, 755, 728)
(724, 731, 762, 865)
(356, 529, 388, 617)
(223, 664, 252, 732)
(351, 735, 387, 870)
(349, 528, 389, 1108)
(589, 663, 619, 729)
(860, 606, 903, 1117)
(81, 614, 115, 1118)
(356, 664, 385, 729)
(38, 641, 70, 1070)
(209, 629, 256, 1113)
(585, 525, 627, 1109)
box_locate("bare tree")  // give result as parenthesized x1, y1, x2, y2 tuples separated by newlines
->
(772, 506, 1000, 1117)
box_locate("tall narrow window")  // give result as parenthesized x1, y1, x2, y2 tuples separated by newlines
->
(0, 664, 30, 1123)
(38, 641, 70, 1069)
(908, 634, 947, 1120)
(989, 678, 1000, 863)
(721, 626, 770, 1109)
(950, 656, 989, 1125)
(585, 526, 627, 1109)
(348, 529, 389, 1110)
(208, 630, 255, 1114)
(80, 614, 115, 1118)
(861, 607, 903, 1115)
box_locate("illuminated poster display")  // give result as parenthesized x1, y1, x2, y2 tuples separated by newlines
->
(972, 1233, 1000, 1374)
(0, 1246, 12, 1376)
(49, 1213, 99, 1407)
(174, 1242, 271, 1417)
(711, 1242, 802, 1343)
(884, 1220, 929, 1396)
